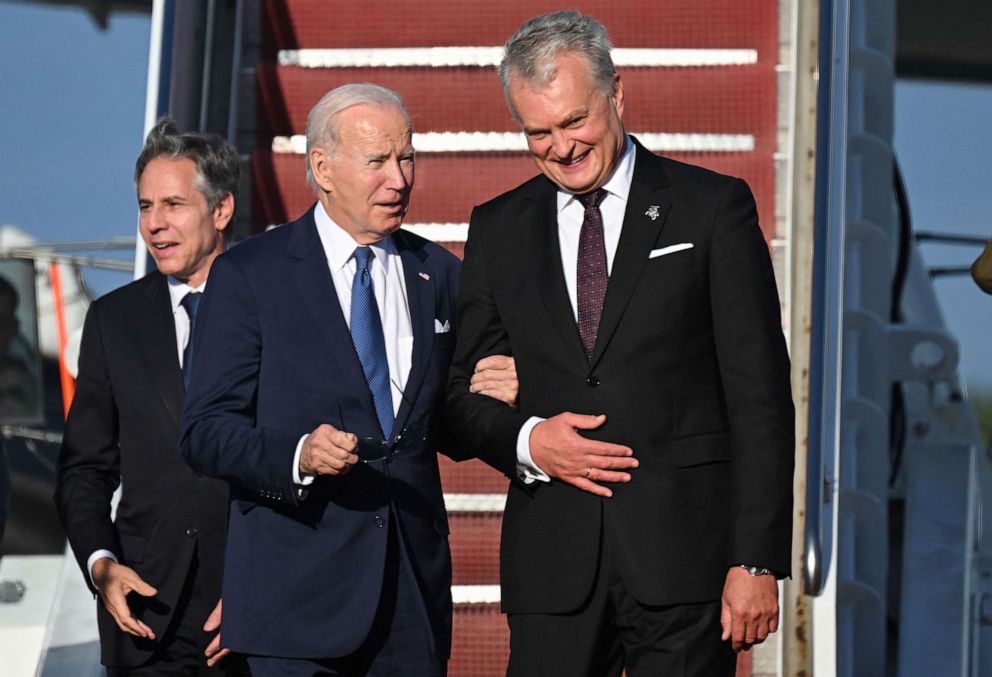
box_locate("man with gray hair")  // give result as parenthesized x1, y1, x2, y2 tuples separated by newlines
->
(56, 118, 245, 674)
(180, 83, 516, 675)
(447, 10, 794, 676)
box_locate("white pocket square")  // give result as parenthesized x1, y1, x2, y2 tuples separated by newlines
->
(649, 243, 694, 259)
(434, 319, 451, 334)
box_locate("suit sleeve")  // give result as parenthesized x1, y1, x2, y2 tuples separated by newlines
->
(54, 304, 122, 593)
(445, 206, 530, 479)
(180, 254, 303, 505)
(709, 179, 795, 576)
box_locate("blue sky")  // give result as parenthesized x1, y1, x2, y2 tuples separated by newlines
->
(0, 2, 148, 295)
(895, 81, 992, 387)
(0, 2, 990, 387)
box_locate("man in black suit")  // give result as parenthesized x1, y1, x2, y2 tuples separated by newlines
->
(55, 119, 244, 675)
(447, 11, 795, 676)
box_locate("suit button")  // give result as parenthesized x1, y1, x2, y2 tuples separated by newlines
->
(586, 376, 600, 387)
(186, 528, 197, 537)
(374, 515, 385, 528)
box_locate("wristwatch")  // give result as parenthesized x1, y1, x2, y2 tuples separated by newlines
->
(738, 564, 773, 576)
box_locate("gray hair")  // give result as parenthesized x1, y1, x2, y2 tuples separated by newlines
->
(305, 83, 411, 192)
(134, 117, 241, 212)
(499, 10, 616, 120)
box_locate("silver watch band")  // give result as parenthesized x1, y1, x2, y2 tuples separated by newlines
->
(738, 564, 773, 576)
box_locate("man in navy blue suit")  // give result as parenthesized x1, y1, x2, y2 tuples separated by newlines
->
(180, 84, 513, 675)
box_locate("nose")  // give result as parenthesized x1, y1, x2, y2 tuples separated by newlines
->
(141, 205, 167, 234)
(550, 129, 574, 159)
(384, 158, 412, 192)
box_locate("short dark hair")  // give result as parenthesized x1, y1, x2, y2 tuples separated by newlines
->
(134, 117, 241, 212)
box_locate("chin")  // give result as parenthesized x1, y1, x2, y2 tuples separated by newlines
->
(380, 218, 404, 234)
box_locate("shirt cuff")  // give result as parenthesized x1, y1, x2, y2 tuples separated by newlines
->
(87, 549, 118, 589)
(292, 434, 316, 493)
(516, 416, 550, 484)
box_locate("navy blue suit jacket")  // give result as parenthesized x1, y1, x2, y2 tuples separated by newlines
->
(180, 206, 459, 659)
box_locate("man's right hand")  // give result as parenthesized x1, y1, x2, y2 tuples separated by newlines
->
(530, 413, 637, 497)
(91, 557, 158, 639)
(299, 424, 359, 476)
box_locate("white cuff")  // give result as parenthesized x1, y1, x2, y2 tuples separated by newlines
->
(516, 416, 550, 484)
(293, 434, 316, 491)
(87, 549, 118, 589)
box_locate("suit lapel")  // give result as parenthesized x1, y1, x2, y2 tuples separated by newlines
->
(590, 141, 673, 368)
(286, 209, 372, 416)
(138, 273, 184, 426)
(393, 231, 433, 435)
(523, 180, 590, 364)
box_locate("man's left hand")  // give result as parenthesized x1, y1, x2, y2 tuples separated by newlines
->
(720, 566, 779, 652)
(470, 355, 518, 406)
(203, 599, 231, 667)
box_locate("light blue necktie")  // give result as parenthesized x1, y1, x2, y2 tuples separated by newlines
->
(350, 247, 393, 440)
(180, 291, 202, 390)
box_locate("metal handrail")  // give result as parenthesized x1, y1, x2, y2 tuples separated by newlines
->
(914, 232, 988, 246)
(803, 0, 845, 598)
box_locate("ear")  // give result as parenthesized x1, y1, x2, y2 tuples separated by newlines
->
(310, 147, 336, 193)
(212, 192, 235, 233)
(611, 73, 625, 118)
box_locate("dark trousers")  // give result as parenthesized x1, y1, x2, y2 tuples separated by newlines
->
(107, 547, 248, 676)
(247, 515, 445, 677)
(507, 527, 736, 677)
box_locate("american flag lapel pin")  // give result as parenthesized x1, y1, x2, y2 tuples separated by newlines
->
(419, 271, 431, 281)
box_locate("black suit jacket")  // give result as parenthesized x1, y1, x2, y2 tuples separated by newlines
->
(55, 272, 229, 668)
(446, 139, 794, 614)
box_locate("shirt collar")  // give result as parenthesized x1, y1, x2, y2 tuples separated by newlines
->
(167, 276, 206, 314)
(314, 201, 395, 274)
(556, 134, 635, 214)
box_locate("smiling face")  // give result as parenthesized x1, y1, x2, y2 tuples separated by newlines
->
(309, 104, 414, 244)
(138, 156, 232, 287)
(509, 52, 625, 195)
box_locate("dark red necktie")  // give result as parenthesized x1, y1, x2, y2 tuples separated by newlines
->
(576, 189, 608, 360)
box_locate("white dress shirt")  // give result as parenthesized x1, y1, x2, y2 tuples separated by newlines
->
(87, 276, 205, 584)
(293, 202, 414, 485)
(515, 135, 636, 482)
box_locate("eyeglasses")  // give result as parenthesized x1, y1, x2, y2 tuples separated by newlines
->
(339, 388, 415, 464)
(357, 436, 397, 463)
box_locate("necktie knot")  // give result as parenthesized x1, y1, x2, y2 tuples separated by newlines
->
(578, 188, 607, 210)
(181, 291, 202, 322)
(354, 246, 374, 271)
(354, 247, 374, 288)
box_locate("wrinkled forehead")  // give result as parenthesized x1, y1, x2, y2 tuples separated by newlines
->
(335, 105, 413, 151)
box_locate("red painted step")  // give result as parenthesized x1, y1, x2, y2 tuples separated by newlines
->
(258, 63, 776, 139)
(449, 511, 502, 585)
(450, 603, 509, 677)
(264, 0, 777, 59)
(439, 456, 510, 494)
(253, 150, 776, 241)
